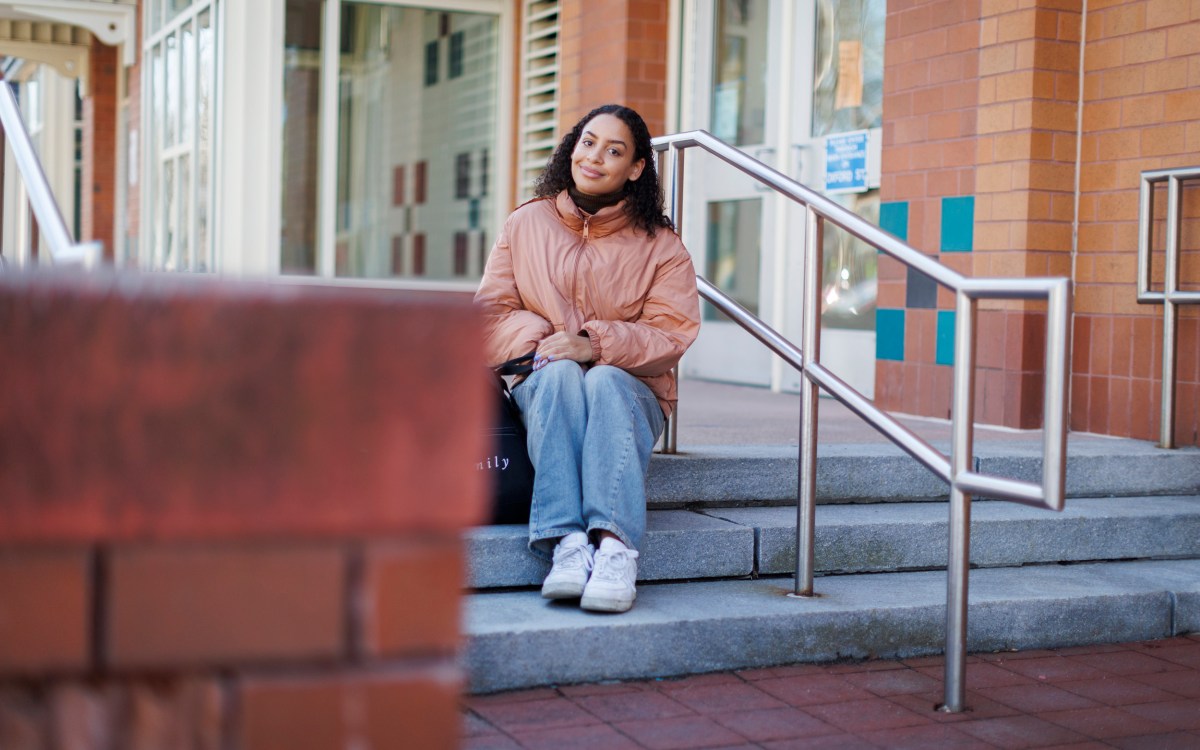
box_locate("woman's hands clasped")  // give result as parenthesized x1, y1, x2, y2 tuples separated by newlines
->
(533, 331, 593, 371)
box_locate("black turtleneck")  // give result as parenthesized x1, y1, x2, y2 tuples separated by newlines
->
(568, 185, 625, 216)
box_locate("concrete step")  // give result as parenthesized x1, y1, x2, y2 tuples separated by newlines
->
(463, 557, 1200, 693)
(647, 441, 1200, 506)
(464, 495, 1200, 589)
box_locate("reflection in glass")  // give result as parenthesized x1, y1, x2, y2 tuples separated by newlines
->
(705, 199, 762, 321)
(821, 190, 878, 330)
(181, 20, 194, 145)
(197, 9, 212, 270)
(711, 0, 768, 146)
(281, 4, 499, 280)
(812, 0, 884, 138)
(179, 155, 191, 269)
(165, 32, 178, 148)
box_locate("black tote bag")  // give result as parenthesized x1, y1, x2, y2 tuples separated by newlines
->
(483, 353, 536, 524)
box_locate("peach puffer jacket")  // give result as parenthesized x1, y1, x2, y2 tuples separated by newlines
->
(475, 190, 701, 417)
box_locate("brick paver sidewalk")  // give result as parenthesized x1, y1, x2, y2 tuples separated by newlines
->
(463, 634, 1200, 749)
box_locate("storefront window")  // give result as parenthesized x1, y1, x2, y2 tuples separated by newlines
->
(705, 198, 762, 321)
(143, 0, 218, 271)
(281, 2, 500, 281)
(812, 0, 884, 138)
(710, 0, 767, 146)
(821, 191, 878, 331)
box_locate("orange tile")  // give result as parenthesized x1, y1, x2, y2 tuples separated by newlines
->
(1082, 99, 1122, 130)
(1097, 66, 1147, 99)
(1165, 20, 1200, 57)
(1142, 124, 1188, 156)
(1143, 57, 1189, 92)
(1146, 0, 1191, 28)
(1070, 373, 1091, 431)
(1108, 376, 1133, 437)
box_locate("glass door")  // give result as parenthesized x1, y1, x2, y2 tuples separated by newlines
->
(678, 0, 784, 387)
(680, 0, 883, 397)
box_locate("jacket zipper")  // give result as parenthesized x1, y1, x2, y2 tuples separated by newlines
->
(570, 215, 590, 333)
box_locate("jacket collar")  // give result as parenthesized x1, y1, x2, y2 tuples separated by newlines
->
(554, 190, 632, 239)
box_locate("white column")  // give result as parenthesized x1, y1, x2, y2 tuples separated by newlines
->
(217, 0, 284, 276)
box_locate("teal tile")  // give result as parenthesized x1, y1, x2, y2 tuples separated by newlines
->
(879, 201, 909, 242)
(936, 310, 956, 366)
(940, 196, 975, 252)
(876, 309, 905, 362)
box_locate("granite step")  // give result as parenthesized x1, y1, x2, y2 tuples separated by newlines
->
(464, 495, 1200, 589)
(647, 441, 1200, 507)
(463, 557, 1200, 693)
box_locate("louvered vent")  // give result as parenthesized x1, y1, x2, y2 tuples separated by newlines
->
(518, 0, 559, 199)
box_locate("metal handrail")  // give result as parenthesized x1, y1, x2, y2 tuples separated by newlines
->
(653, 130, 1071, 713)
(0, 80, 103, 267)
(1137, 167, 1200, 449)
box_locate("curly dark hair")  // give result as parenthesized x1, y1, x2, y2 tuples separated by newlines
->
(533, 104, 674, 237)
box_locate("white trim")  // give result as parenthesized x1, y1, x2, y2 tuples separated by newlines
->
(216, 0, 280, 275)
(5, 0, 137, 65)
(316, 0, 339, 278)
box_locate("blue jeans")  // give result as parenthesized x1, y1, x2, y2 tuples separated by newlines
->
(512, 361, 665, 560)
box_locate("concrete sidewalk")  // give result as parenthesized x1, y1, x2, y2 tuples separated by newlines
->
(673, 378, 1098, 448)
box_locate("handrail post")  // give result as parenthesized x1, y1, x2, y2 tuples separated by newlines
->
(659, 144, 686, 454)
(1159, 175, 1182, 449)
(0, 81, 75, 259)
(942, 291, 978, 713)
(795, 206, 822, 597)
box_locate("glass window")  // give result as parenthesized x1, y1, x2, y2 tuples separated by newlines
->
(710, 0, 768, 146)
(281, 0, 322, 273)
(143, 0, 218, 271)
(705, 198, 762, 321)
(281, 4, 499, 281)
(449, 30, 465, 79)
(812, 0, 885, 138)
(425, 40, 439, 86)
(821, 191, 878, 331)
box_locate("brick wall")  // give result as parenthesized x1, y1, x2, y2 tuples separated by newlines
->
(876, 0, 986, 419)
(558, 0, 669, 136)
(1073, 0, 1200, 444)
(0, 273, 488, 748)
(83, 40, 118, 259)
(879, 0, 1198, 445)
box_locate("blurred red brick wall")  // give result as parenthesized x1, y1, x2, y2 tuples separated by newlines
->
(0, 273, 488, 749)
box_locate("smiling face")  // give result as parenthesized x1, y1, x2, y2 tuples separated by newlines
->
(570, 113, 646, 197)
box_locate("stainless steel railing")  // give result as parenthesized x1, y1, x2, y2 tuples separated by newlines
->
(653, 130, 1071, 713)
(0, 80, 103, 268)
(1137, 167, 1200, 449)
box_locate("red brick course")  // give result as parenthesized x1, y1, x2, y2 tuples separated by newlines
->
(0, 275, 489, 542)
(362, 536, 463, 658)
(0, 549, 91, 674)
(106, 543, 346, 668)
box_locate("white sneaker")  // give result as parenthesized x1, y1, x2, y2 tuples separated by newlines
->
(541, 532, 594, 599)
(580, 538, 639, 613)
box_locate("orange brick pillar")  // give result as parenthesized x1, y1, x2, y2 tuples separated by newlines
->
(0, 274, 489, 748)
(878, 0, 1082, 429)
(83, 39, 118, 259)
(558, 0, 669, 135)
